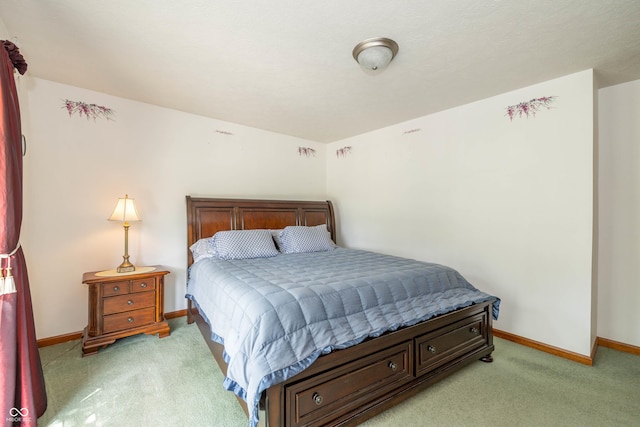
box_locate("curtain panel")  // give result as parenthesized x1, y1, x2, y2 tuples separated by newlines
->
(0, 41, 47, 426)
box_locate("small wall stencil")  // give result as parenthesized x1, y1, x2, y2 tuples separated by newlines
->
(336, 146, 352, 158)
(403, 128, 421, 134)
(298, 147, 316, 157)
(63, 99, 114, 121)
(506, 96, 556, 121)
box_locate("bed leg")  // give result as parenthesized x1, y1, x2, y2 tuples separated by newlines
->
(187, 300, 194, 324)
(480, 353, 494, 363)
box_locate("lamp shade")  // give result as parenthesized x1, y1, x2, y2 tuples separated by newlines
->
(108, 195, 141, 223)
(352, 37, 399, 73)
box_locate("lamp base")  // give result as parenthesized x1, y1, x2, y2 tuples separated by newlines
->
(116, 256, 135, 273)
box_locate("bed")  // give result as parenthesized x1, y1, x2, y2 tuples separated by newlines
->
(185, 196, 499, 427)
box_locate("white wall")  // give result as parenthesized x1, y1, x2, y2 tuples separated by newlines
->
(327, 70, 596, 356)
(0, 17, 8, 38)
(18, 69, 638, 353)
(21, 77, 326, 339)
(598, 79, 640, 347)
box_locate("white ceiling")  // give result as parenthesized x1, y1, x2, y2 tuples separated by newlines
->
(1, 1, 639, 143)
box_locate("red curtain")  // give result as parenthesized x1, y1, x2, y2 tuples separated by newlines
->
(0, 42, 47, 426)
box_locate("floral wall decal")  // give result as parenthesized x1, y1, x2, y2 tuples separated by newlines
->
(62, 99, 115, 121)
(506, 96, 556, 121)
(298, 147, 316, 157)
(336, 146, 352, 158)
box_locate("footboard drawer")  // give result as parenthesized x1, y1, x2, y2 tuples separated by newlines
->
(286, 341, 412, 427)
(415, 312, 488, 376)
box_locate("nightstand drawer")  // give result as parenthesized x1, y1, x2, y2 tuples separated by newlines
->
(102, 280, 130, 297)
(132, 278, 155, 293)
(103, 307, 156, 333)
(103, 291, 155, 315)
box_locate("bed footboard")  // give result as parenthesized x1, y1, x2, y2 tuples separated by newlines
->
(191, 300, 494, 427)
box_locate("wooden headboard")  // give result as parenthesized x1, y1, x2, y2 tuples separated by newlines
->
(186, 196, 336, 266)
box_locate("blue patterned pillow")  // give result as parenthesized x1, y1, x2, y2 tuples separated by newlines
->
(278, 224, 336, 254)
(211, 229, 279, 260)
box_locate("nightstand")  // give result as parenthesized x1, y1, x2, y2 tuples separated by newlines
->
(81, 265, 170, 356)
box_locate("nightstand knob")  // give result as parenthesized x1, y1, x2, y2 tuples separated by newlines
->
(127, 317, 134, 323)
(428, 345, 437, 353)
(140, 282, 147, 288)
(113, 286, 120, 292)
(127, 300, 133, 305)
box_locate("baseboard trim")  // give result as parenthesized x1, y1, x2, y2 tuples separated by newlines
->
(165, 309, 187, 319)
(597, 337, 640, 356)
(37, 331, 84, 348)
(37, 309, 188, 348)
(493, 329, 594, 366)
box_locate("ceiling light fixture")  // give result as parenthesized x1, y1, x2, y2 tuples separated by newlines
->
(352, 37, 399, 73)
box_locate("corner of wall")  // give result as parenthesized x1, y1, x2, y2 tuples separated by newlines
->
(591, 71, 599, 349)
(597, 77, 640, 347)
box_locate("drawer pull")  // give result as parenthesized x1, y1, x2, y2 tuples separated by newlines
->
(127, 300, 134, 305)
(427, 345, 437, 354)
(113, 286, 120, 292)
(127, 317, 134, 323)
(470, 327, 479, 334)
(312, 392, 323, 406)
(140, 283, 147, 288)
(388, 361, 397, 371)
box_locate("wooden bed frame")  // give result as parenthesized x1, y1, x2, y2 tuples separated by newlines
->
(186, 196, 495, 427)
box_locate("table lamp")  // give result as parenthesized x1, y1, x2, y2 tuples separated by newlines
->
(108, 194, 141, 273)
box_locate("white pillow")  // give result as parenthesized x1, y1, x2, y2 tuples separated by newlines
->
(211, 229, 279, 260)
(270, 229, 284, 251)
(278, 224, 336, 254)
(189, 237, 215, 263)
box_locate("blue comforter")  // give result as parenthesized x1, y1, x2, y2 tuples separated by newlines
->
(186, 248, 499, 427)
